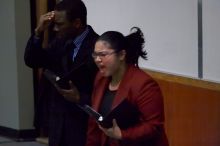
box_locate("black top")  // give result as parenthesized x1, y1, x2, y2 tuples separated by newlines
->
(99, 88, 117, 117)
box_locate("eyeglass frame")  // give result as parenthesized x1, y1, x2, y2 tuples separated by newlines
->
(91, 51, 116, 59)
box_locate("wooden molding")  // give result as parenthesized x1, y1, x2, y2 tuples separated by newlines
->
(143, 68, 220, 91)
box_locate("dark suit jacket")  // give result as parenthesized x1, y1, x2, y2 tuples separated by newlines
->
(24, 26, 99, 146)
(86, 65, 169, 146)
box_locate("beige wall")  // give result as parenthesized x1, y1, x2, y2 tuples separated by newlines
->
(0, 0, 34, 130)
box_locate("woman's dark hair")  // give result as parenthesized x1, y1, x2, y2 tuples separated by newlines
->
(54, 0, 87, 26)
(97, 27, 147, 66)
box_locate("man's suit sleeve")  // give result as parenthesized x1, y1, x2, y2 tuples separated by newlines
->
(24, 35, 51, 68)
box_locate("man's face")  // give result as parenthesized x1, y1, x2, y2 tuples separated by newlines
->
(53, 10, 78, 39)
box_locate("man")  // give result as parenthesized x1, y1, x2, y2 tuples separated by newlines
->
(24, 1, 99, 146)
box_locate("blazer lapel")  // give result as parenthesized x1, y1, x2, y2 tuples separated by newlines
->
(111, 66, 133, 109)
(93, 65, 134, 111)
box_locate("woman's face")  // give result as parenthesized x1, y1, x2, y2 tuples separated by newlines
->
(93, 40, 125, 77)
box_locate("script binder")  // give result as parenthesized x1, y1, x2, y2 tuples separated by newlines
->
(43, 69, 70, 89)
(82, 99, 139, 129)
(43, 62, 88, 89)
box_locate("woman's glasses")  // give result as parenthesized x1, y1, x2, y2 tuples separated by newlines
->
(92, 51, 115, 59)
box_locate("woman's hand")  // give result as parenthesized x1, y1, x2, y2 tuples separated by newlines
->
(55, 81, 80, 103)
(99, 119, 122, 140)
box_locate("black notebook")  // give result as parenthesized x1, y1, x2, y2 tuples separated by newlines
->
(43, 62, 88, 89)
(82, 99, 139, 129)
(43, 69, 70, 89)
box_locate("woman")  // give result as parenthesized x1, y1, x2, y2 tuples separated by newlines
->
(86, 27, 169, 146)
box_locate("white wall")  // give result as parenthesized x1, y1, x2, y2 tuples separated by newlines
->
(15, 0, 35, 130)
(84, 0, 220, 83)
(0, 0, 34, 130)
(203, 0, 220, 83)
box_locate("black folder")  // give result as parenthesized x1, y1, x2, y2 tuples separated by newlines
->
(43, 69, 70, 89)
(82, 99, 139, 129)
(43, 61, 88, 89)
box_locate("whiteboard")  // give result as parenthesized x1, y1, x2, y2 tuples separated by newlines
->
(84, 0, 199, 78)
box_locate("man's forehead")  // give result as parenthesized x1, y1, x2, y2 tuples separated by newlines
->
(54, 10, 67, 21)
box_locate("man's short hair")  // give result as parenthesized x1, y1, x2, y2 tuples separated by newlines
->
(55, 0, 87, 26)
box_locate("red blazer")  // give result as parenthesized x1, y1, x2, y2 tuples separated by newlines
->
(86, 65, 169, 146)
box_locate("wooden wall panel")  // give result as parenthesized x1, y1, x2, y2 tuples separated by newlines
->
(144, 69, 220, 146)
(36, 0, 47, 21)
